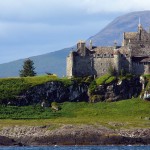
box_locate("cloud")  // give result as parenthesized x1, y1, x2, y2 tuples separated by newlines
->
(0, 0, 149, 63)
(81, 0, 150, 13)
(0, 0, 149, 24)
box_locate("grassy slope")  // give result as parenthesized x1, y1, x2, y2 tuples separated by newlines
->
(0, 75, 149, 129)
(0, 98, 149, 129)
(0, 75, 71, 101)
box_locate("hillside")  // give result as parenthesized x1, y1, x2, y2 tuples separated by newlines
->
(1, 11, 150, 77)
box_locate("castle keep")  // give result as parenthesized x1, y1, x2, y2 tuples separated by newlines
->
(67, 23, 150, 77)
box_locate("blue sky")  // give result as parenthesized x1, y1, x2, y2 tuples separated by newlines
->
(0, 0, 149, 64)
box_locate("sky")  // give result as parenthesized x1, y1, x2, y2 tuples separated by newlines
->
(0, 0, 150, 64)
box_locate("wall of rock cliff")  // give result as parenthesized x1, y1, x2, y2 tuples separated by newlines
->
(13, 81, 89, 106)
(89, 76, 142, 102)
(5, 76, 143, 106)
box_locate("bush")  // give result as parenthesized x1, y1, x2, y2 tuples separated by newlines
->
(90, 95, 103, 103)
(96, 74, 111, 85)
(105, 76, 116, 84)
(88, 80, 97, 94)
(51, 102, 60, 111)
(84, 76, 94, 83)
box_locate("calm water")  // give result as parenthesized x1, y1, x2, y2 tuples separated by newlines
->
(0, 146, 150, 150)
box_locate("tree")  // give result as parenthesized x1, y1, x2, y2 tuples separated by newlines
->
(20, 59, 36, 77)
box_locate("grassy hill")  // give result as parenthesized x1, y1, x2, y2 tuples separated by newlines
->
(0, 75, 149, 129)
(0, 99, 149, 129)
(0, 75, 71, 103)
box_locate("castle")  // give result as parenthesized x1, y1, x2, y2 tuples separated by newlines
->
(66, 23, 150, 78)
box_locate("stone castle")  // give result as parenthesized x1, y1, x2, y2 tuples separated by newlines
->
(66, 23, 150, 78)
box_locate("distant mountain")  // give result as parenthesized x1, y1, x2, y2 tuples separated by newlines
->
(0, 48, 71, 77)
(87, 10, 150, 46)
(1, 11, 150, 78)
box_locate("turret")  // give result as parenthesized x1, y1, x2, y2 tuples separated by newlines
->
(138, 18, 143, 40)
(122, 32, 127, 46)
(66, 51, 75, 78)
(113, 48, 120, 73)
(89, 40, 93, 50)
(114, 40, 117, 49)
(77, 40, 87, 56)
(77, 40, 85, 51)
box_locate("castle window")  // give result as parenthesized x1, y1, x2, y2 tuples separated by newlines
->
(144, 62, 148, 65)
(97, 54, 102, 57)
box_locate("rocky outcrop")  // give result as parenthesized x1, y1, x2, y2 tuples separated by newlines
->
(7, 77, 143, 105)
(0, 125, 150, 146)
(12, 81, 89, 106)
(0, 136, 22, 146)
(90, 77, 142, 102)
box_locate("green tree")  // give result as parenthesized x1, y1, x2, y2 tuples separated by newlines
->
(20, 59, 36, 77)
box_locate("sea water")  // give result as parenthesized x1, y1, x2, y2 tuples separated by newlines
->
(0, 146, 150, 150)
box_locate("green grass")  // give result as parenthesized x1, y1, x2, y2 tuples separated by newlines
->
(105, 76, 116, 84)
(0, 75, 72, 102)
(95, 74, 116, 85)
(96, 74, 111, 85)
(0, 98, 149, 129)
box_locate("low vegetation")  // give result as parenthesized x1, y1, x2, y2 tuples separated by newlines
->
(95, 74, 111, 85)
(0, 98, 149, 129)
(0, 75, 73, 103)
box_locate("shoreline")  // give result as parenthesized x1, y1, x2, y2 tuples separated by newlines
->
(0, 125, 150, 146)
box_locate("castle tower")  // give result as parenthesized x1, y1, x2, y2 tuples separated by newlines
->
(128, 42, 132, 73)
(66, 51, 75, 78)
(122, 32, 126, 46)
(138, 17, 143, 41)
(89, 40, 93, 50)
(77, 40, 86, 56)
(114, 47, 120, 73)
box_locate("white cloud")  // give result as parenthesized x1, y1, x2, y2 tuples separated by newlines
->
(0, 0, 149, 23)
(81, 0, 150, 13)
(0, 0, 149, 63)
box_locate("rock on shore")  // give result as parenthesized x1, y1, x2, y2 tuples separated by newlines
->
(0, 136, 22, 146)
(0, 125, 150, 146)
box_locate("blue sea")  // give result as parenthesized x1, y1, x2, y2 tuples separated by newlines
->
(0, 146, 150, 150)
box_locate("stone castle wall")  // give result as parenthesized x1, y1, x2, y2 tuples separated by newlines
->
(73, 56, 93, 77)
(93, 57, 114, 76)
(67, 53, 132, 77)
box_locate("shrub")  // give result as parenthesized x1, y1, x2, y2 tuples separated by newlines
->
(96, 74, 111, 85)
(88, 80, 97, 94)
(90, 95, 103, 103)
(84, 76, 94, 83)
(105, 76, 116, 84)
(51, 102, 60, 111)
